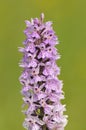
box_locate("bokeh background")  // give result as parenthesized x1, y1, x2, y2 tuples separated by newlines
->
(0, 0, 86, 130)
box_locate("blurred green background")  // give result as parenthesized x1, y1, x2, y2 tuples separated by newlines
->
(0, 0, 86, 130)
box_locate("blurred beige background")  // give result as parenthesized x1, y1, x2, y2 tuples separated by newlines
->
(0, 0, 86, 130)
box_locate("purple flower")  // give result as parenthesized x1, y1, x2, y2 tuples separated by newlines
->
(23, 116, 44, 130)
(43, 61, 60, 77)
(25, 43, 36, 53)
(19, 13, 68, 130)
(19, 51, 38, 68)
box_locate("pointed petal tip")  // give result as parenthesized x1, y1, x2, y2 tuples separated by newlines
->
(40, 13, 45, 22)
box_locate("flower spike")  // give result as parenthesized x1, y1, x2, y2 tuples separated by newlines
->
(19, 13, 68, 130)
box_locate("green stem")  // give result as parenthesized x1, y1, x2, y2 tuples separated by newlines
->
(42, 125, 47, 130)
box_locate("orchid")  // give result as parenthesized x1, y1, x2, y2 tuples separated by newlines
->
(19, 13, 68, 130)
